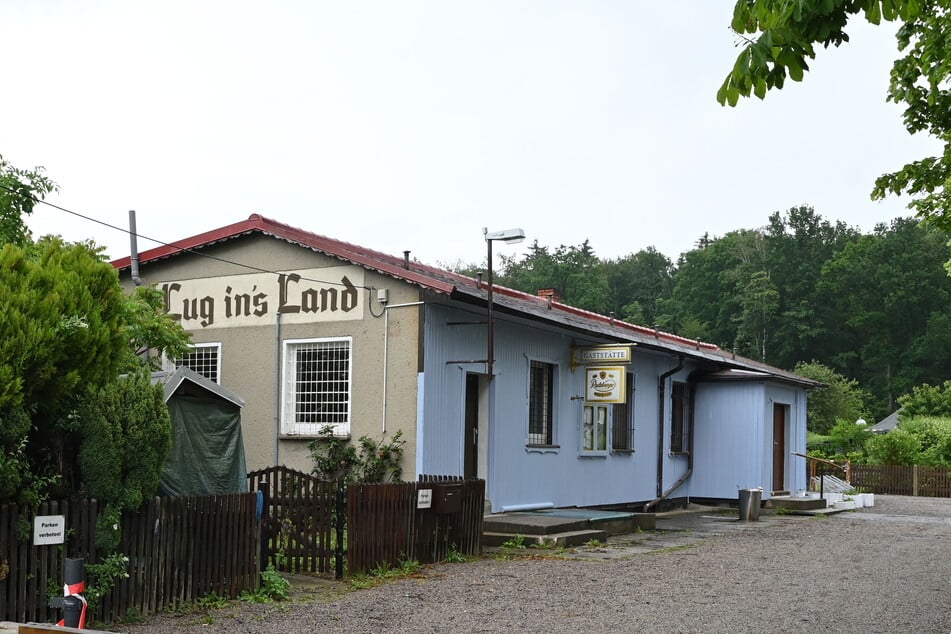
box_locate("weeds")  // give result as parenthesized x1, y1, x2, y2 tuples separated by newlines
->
(349, 557, 422, 590)
(444, 543, 468, 563)
(500, 534, 525, 549)
(239, 564, 291, 603)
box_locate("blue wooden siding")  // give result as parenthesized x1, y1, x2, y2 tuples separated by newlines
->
(419, 301, 809, 511)
(688, 383, 766, 499)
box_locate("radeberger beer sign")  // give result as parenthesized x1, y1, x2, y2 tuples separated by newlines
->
(161, 266, 364, 330)
(585, 367, 625, 403)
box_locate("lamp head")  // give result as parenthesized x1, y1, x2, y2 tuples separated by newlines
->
(484, 227, 526, 244)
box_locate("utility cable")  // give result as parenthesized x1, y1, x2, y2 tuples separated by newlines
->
(0, 183, 375, 291)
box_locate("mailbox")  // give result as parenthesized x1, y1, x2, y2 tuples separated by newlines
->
(432, 483, 463, 514)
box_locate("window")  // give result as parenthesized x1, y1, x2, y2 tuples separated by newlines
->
(176, 343, 221, 383)
(528, 361, 555, 446)
(582, 404, 608, 453)
(282, 337, 352, 436)
(612, 373, 635, 451)
(670, 381, 689, 454)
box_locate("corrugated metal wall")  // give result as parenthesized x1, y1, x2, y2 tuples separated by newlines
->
(419, 301, 809, 512)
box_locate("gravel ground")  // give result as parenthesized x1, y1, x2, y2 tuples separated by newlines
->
(125, 495, 951, 634)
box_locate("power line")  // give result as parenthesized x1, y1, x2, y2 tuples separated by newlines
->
(0, 183, 374, 291)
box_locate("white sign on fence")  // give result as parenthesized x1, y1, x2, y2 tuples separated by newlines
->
(417, 489, 433, 509)
(33, 515, 66, 545)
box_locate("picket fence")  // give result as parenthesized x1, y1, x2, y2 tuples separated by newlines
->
(0, 493, 260, 625)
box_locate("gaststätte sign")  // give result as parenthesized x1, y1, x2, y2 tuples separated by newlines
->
(574, 345, 632, 366)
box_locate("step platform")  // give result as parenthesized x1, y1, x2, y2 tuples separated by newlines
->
(483, 508, 654, 548)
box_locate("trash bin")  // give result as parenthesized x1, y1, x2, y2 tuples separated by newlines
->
(738, 488, 762, 521)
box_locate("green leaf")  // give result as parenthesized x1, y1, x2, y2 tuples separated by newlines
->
(732, 47, 752, 82)
(788, 58, 804, 82)
(754, 76, 767, 99)
(727, 85, 740, 107)
(716, 80, 729, 106)
(866, 0, 882, 25)
(731, 0, 751, 32)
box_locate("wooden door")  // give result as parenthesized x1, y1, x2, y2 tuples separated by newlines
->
(772, 404, 786, 492)
(464, 374, 479, 479)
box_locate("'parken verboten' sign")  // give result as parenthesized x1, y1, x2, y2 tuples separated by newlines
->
(162, 267, 365, 329)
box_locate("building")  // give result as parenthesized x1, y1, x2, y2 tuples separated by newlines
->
(113, 214, 817, 512)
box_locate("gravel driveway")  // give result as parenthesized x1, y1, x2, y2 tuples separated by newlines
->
(127, 495, 951, 633)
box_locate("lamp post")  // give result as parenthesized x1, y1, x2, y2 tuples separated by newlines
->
(483, 227, 525, 380)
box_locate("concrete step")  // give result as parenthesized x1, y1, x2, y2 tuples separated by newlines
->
(482, 514, 589, 535)
(768, 496, 828, 511)
(483, 529, 608, 549)
(483, 510, 655, 537)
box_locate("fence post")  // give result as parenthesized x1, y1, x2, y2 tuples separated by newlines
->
(335, 478, 345, 580)
(257, 480, 269, 572)
(913, 465, 919, 497)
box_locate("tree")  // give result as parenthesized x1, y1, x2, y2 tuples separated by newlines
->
(763, 206, 860, 369)
(898, 380, 951, 417)
(817, 218, 951, 412)
(794, 360, 867, 434)
(604, 247, 674, 326)
(0, 156, 191, 504)
(77, 371, 172, 551)
(0, 154, 57, 246)
(497, 240, 613, 314)
(719, 1, 951, 233)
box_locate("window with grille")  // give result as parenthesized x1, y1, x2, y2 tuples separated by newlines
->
(282, 337, 352, 436)
(670, 380, 689, 454)
(176, 343, 221, 383)
(528, 360, 555, 446)
(612, 373, 635, 452)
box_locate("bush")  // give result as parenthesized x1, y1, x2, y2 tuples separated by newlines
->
(865, 428, 920, 466)
(898, 381, 951, 418)
(309, 425, 405, 484)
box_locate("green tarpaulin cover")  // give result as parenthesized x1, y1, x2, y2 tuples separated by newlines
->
(158, 393, 247, 496)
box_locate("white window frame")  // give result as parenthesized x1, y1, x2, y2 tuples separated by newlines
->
(281, 336, 352, 437)
(173, 342, 222, 384)
(580, 404, 609, 456)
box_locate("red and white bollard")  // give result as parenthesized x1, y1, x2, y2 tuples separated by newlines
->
(56, 558, 87, 629)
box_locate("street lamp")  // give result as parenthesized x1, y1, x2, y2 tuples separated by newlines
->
(484, 227, 525, 380)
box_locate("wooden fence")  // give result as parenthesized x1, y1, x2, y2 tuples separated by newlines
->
(347, 477, 484, 575)
(849, 464, 951, 497)
(247, 466, 335, 575)
(0, 493, 260, 625)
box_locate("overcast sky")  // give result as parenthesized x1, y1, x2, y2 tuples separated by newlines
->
(2, 2, 941, 269)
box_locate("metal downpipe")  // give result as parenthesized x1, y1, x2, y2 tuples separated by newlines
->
(646, 357, 684, 510)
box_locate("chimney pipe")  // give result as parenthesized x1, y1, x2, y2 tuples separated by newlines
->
(129, 210, 143, 286)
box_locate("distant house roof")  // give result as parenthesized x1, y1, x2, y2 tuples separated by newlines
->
(870, 409, 901, 433)
(116, 214, 819, 389)
(151, 367, 245, 407)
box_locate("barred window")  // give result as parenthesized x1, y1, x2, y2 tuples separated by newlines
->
(176, 343, 221, 383)
(282, 337, 352, 436)
(670, 381, 689, 454)
(612, 373, 635, 452)
(528, 360, 555, 446)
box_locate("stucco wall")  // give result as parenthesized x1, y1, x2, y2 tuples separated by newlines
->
(118, 235, 422, 475)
